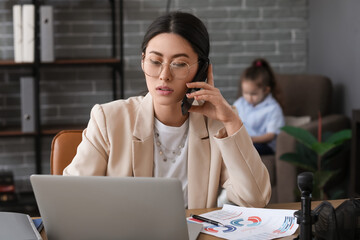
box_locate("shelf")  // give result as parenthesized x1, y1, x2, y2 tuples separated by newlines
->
(0, 191, 40, 217)
(0, 61, 34, 67)
(0, 125, 85, 137)
(0, 58, 121, 67)
(41, 125, 85, 135)
(41, 58, 121, 66)
(0, 128, 36, 137)
(0, 0, 123, 175)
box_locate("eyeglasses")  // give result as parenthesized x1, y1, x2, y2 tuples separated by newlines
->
(142, 58, 198, 79)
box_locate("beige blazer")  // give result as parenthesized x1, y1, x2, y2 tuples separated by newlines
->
(63, 93, 271, 209)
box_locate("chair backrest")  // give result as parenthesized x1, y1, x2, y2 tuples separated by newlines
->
(50, 130, 83, 175)
(276, 74, 333, 120)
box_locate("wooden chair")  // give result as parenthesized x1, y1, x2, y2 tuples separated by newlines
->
(50, 130, 83, 175)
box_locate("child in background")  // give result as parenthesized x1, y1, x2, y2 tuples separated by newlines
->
(233, 58, 285, 155)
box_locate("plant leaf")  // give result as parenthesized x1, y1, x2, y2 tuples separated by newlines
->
(295, 144, 318, 170)
(279, 153, 316, 171)
(322, 141, 350, 170)
(313, 170, 338, 188)
(325, 129, 352, 145)
(311, 142, 335, 156)
(328, 189, 346, 200)
(281, 126, 317, 148)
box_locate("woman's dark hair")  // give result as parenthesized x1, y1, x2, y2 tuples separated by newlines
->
(238, 58, 283, 108)
(141, 11, 210, 62)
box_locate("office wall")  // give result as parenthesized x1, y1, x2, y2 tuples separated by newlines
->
(123, 0, 309, 102)
(308, 0, 360, 117)
(0, 0, 308, 192)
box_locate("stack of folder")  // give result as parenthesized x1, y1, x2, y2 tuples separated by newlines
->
(13, 4, 54, 63)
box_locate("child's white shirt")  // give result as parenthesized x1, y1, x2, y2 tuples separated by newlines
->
(233, 94, 285, 151)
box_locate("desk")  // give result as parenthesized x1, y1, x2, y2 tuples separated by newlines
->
(186, 199, 345, 240)
(38, 199, 346, 240)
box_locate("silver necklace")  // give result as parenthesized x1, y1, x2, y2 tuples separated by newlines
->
(154, 129, 188, 163)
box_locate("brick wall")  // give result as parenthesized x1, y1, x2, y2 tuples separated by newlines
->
(0, 0, 308, 192)
(123, 0, 308, 101)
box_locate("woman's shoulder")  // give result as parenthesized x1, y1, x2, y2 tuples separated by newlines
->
(88, 95, 151, 134)
(99, 95, 145, 111)
(89, 95, 147, 121)
(104, 95, 145, 106)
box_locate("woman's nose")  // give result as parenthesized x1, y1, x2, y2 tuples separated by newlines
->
(159, 64, 172, 81)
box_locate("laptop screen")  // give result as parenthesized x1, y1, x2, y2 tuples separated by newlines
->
(31, 175, 190, 240)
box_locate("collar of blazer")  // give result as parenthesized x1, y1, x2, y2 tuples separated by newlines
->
(132, 93, 210, 141)
(132, 93, 154, 141)
(131, 93, 214, 208)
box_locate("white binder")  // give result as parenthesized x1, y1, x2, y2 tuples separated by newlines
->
(40, 6, 54, 62)
(12, 5, 22, 63)
(22, 4, 35, 63)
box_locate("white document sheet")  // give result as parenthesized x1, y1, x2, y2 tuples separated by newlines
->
(187, 204, 298, 240)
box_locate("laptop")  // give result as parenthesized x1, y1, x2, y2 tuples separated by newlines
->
(30, 175, 202, 240)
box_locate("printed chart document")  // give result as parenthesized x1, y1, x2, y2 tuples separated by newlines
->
(188, 204, 298, 240)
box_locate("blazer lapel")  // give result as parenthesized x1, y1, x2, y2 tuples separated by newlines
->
(187, 112, 211, 209)
(131, 94, 212, 208)
(132, 93, 154, 177)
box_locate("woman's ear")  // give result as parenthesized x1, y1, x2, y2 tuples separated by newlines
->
(141, 53, 145, 70)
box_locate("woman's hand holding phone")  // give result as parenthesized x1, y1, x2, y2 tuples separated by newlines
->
(186, 64, 243, 136)
(181, 59, 209, 115)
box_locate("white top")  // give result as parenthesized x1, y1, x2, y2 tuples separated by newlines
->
(153, 118, 189, 207)
(233, 94, 285, 151)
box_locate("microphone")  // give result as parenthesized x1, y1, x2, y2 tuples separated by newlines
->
(298, 172, 313, 195)
(294, 172, 314, 240)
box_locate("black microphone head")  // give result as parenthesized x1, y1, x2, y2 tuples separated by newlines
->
(297, 172, 314, 193)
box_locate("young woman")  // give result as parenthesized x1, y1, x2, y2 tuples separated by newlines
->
(233, 58, 285, 155)
(63, 12, 271, 209)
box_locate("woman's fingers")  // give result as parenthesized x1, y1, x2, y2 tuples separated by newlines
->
(186, 64, 214, 89)
(186, 81, 215, 93)
(187, 88, 218, 101)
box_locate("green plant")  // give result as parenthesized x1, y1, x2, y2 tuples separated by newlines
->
(280, 123, 351, 200)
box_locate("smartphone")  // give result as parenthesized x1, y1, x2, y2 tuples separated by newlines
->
(181, 59, 209, 115)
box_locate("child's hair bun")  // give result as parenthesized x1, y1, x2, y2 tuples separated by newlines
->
(255, 60, 262, 67)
